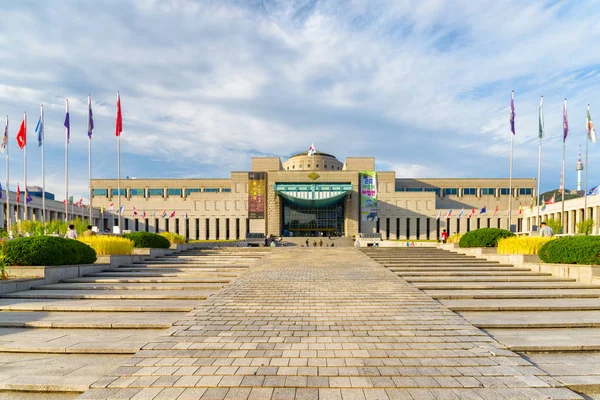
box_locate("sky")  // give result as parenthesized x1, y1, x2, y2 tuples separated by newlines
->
(2, 0, 600, 203)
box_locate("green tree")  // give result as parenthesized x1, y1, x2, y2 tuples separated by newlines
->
(546, 217, 562, 234)
(576, 218, 594, 235)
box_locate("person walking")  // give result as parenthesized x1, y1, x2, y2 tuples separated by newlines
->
(441, 229, 448, 244)
(539, 222, 555, 237)
(305, 238, 309, 247)
(65, 224, 78, 239)
(82, 225, 96, 237)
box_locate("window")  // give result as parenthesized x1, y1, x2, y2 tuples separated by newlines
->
(519, 188, 533, 196)
(443, 188, 458, 196)
(316, 164, 319, 168)
(167, 188, 182, 196)
(324, 165, 327, 169)
(130, 188, 145, 197)
(500, 188, 512, 195)
(395, 188, 405, 192)
(204, 188, 219, 193)
(292, 165, 295, 169)
(307, 164, 310, 168)
(424, 188, 440, 195)
(406, 188, 423, 192)
(222, 188, 232, 193)
(111, 189, 126, 196)
(463, 188, 477, 195)
(186, 188, 201, 195)
(93, 189, 108, 197)
(148, 188, 163, 197)
(481, 188, 495, 196)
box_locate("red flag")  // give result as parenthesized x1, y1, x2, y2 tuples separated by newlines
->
(169, 210, 176, 218)
(468, 208, 475, 218)
(16, 184, 20, 204)
(545, 193, 556, 204)
(16, 115, 26, 149)
(115, 92, 122, 137)
(493, 205, 498, 217)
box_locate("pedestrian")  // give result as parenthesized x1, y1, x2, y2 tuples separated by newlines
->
(65, 224, 78, 239)
(305, 238, 309, 247)
(319, 239, 323, 247)
(441, 229, 448, 244)
(539, 222, 555, 237)
(82, 225, 96, 237)
(313, 241, 317, 247)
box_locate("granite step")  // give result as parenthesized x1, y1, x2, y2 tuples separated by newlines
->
(405, 276, 573, 282)
(426, 289, 600, 299)
(388, 266, 534, 272)
(486, 327, 600, 351)
(415, 282, 595, 290)
(395, 271, 550, 276)
(442, 298, 600, 311)
(63, 276, 232, 284)
(35, 282, 225, 291)
(92, 270, 239, 277)
(0, 311, 183, 328)
(0, 298, 199, 312)
(2, 289, 212, 300)
(459, 310, 600, 329)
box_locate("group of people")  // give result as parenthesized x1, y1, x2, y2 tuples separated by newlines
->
(302, 238, 334, 247)
(64, 225, 96, 239)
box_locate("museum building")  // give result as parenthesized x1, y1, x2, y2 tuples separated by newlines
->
(90, 151, 537, 240)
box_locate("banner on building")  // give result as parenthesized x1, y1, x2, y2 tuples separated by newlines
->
(360, 171, 378, 222)
(248, 172, 266, 219)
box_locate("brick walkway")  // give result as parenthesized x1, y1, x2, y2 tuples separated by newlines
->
(79, 249, 581, 399)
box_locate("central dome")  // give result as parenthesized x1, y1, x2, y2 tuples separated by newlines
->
(282, 150, 343, 171)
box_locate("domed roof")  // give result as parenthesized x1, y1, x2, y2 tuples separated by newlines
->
(288, 150, 337, 159)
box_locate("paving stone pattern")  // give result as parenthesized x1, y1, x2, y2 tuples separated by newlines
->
(80, 248, 581, 399)
(0, 247, 265, 398)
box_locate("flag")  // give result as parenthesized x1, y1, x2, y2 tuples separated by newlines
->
(35, 111, 43, 147)
(86, 203, 90, 210)
(545, 193, 556, 204)
(588, 105, 596, 144)
(307, 142, 316, 157)
(169, 210, 176, 218)
(541, 203, 547, 211)
(518, 205, 523, 215)
(132, 206, 138, 216)
(510, 90, 515, 135)
(563, 98, 568, 142)
(539, 96, 544, 139)
(152, 208, 156, 217)
(119, 205, 124, 215)
(16, 184, 20, 204)
(142, 209, 147, 219)
(16, 115, 26, 149)
(529, 200, 534, 212)
(109, 203, 114, 213)
(493, 205, 498, 217)
(88, 95, 94, 139)
(468, 208, 475, 218)
(457, 208, 464, 219)
(589, 186, 600, 196)
(0, 183, 2, 200)
(69, 195, 73, 204)
(26, 190, 32, 204)
(101, 204, 104, 214)
(77, 198, 83, 208)
(443, 209, 452, 218)
(64, 100, 70, 144)
(184, 212, 189, 220)
(0, 116, 7, 153)
(480, 205, 487, 214)
(435, 211, 441, 220)
(115, 92, 122, 137)
(161, 210, 167, 218)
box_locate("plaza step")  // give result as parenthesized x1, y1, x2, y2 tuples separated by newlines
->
(0, 311, 180, 328)
(458, 310, 600, 329)
(442, 298, 600, 311)
(0, 298, 199, 312)
(3, 289, 213, 300)
(63, 276, 232, 283)
(36, 282, 225, 291)
(405, 276, 573, 282)
(425, 289, 600, 299)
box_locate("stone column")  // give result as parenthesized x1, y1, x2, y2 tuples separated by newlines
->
(239, 218, 247, 240)
(408, 217, 417, 240)
(389, 218, 397, 240)
(208, 218, 217, 240)
(199, 218, 207, 240)
(229, 218, 236, 240)
(189, 218, 197, 240)
(219, 218, 228, 240)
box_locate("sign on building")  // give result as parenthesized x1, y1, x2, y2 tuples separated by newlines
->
(360, 171, 378, 222)
(248, 172, 266, 219)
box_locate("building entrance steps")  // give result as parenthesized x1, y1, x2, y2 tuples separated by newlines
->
(79, 248, 581, 400)
(442, 298, 600, 311)
(0, 247, 268, 397)
(405, 276, 574, 282)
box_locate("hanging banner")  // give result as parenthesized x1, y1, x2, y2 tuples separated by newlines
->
(360, 171, 378, 222)
(248, 172, 266, 219)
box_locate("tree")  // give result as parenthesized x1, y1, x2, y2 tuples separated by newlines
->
(576, 218, 594, 235)
(546, 217, 562, 234)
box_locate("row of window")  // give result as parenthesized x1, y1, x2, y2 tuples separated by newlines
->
(396, 187, 533, 196)
(286, 164, 341, 170)
(93, 188, 232, 198)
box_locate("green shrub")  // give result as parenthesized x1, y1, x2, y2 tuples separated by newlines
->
(5, 236, 97, 266)
(122, 232, 170, 249)
(538, 236, 600, 265)
(576, 218, 594, 235)
(546, 217, 563, 235)
(458, 228, 515, 248)
(159, 232, 186, 244)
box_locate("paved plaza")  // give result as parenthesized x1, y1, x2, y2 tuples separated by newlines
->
(79, 248, 581, 399)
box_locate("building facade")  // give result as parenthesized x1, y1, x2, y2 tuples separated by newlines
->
(90, 151, 537, 239)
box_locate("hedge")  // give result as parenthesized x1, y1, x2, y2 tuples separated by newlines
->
(5, 236, 97, 266)
(538, 236, 600, 265)
(458, 228, 515, 248)
(122, 232, 171, 249)
(159, 232, 186, 244)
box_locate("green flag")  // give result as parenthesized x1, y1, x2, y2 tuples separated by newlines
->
(539, 96, 544, 139)
(69, 196, 73, 204)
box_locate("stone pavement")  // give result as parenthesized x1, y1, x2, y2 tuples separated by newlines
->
(80, 248, 580, 399)
(0, 247, 266, 398)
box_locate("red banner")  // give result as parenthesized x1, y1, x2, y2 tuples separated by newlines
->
(248, 172, 265, 219)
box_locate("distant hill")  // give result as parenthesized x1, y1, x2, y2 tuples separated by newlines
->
(539, 189, 582, 203)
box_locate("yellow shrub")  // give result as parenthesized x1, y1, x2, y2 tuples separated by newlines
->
(159, 232, 186, 244)
(497, 236, 554, 255)
(78, 236, 134, 256)
(446, 233, 462, 244)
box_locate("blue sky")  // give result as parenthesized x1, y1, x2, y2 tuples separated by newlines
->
(1, 0, 600, 202)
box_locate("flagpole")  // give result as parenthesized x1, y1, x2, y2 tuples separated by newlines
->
(561, 99, 567, 233)
(116, 91, 122, 233)
(65, 99, 69, 222)
(537, 96, 543, 231)
(5, 116, 9, 234)
(23, 112, 27, 222)
(41, 104, 46, 227)
(585, 104, 590, 222)
(508, 90, 514, 231)
(88, 95, 93, 226)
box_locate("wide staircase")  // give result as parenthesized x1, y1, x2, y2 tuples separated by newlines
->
(0, 247, 267, 399)
(361, 247, 600, 396)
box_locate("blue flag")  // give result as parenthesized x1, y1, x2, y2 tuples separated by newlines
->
(25, 190, 32, 204)
(480, 205, 486, 214)
(64, 100, 70, 144)
(35, 116, 43, 147)
(0, 183, 3, 200)
(88, 95, 94, 139)
(510, 91, 515, 135)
